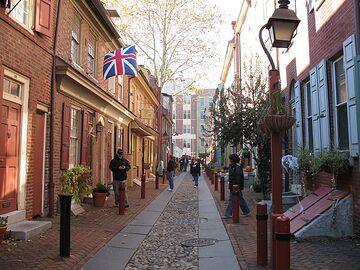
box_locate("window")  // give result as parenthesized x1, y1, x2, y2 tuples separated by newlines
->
(200, 138, 205, 146)
(183, 110, 191, 119)
(183, 139, 191, 148)
(172, 110, 176, 120)
(108, 76, 115, 94)
(71, 14, 81, 65)
(200, 110, 206, 119)
(3, 77, 22, 98)
(183, 95, 191, 105)
(208, 96, 213, 106)
(333, 56, 349, 150)
(304, 80, 313, 151)
(199, 97, 205, 107)
(10, 0, 34, 29)
(87, 33, 96, 76)
(183, 124, 191, 134)
(69, 108, 82, 168)
(118, 76, 123, 100)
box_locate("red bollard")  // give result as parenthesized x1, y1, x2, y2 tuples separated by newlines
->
(232, 185, 239, 223)
(214, 172, 218, 191)
(162, 169, 166, 184)
(275, 215, 291, 270)
(256, 203, 268, 266)
(155, 174, 159, 190)
(118, 182, 125, 215)
(141, 174, 146, 199)
(220, 176, 225, 201)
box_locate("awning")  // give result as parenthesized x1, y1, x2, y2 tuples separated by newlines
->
(130, 118, 158, 137)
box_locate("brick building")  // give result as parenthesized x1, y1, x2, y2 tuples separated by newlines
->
(172, 89, 214, 158)
(0, 0, 56, 220)
(220, 0, 360, 235)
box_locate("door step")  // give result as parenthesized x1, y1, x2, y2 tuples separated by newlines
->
(7, 220, 52, 240)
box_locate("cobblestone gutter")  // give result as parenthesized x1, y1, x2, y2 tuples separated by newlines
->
(125, 179, 199, 270)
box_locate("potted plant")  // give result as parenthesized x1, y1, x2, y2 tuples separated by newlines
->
(0, 216, 8, 241)
(92, 183, 110, 207)
(61, 165, 92, 204)
(297, 148, 320, 193)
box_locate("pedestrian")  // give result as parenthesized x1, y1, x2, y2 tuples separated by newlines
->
(167, 155, 175, 191)
(222, 153, 250, 219)
(156, 160, 164, 177)
(179, 157, 184, 171)
(109, 148, 131, 208)
(184, 156, 189, 172)
(190, 158, 201, 187)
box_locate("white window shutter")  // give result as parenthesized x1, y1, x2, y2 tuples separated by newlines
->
(310, 67, 321, 154)
(343, 34, 359, 157)
(317, 60, 330, 151)
(294, 81, 303, 148)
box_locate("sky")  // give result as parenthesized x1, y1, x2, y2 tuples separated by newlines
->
(200, 0, 242, 88)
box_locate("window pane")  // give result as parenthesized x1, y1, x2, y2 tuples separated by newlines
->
(71, 16, 81, 64)
(12, 0, 30, 26)
(3, 78, 10, 94)
(307, 118, 313, 151)
(334, 58, 346, 104)
(337, 104, 349, 150)
(306, 81, 311, 116)
(70, 109, 82, 166)
(199, 98, 205, 107)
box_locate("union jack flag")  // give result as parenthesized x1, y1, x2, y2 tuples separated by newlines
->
(103, 45, 137, 79)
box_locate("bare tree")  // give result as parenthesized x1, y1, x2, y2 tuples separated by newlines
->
(105, 0, 222, 88)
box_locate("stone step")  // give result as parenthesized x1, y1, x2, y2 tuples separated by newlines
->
(7, 220, 52, 240)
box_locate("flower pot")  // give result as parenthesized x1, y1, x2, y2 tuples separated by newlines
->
(263, 115, 295, 133)
(245, 165, 252, 172)
(0, 226, 7, 241)
(92, 192, 107, 207)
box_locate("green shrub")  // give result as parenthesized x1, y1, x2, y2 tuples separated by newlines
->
(61, 165, 92, 203)
(92, 183, 110, 196)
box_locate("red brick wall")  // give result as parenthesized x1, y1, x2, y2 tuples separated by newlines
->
(0, 4, 56, 218)
(282, 0, 360, 235)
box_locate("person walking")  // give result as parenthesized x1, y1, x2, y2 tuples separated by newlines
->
(222, 153, 250, 219)
(167, 155, 175, 191)
(109, 148, 131, 208)
(190, 158, 201, 187)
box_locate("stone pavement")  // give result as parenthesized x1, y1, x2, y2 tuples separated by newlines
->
(83, 173, 240, 270)
(0, 178, 168, 270)
(205, 174, 360, 270)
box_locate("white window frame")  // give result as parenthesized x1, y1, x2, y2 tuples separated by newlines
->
(183, 95, 191, 105)
(108, 76, 116, 95)
(69, 107, 82, 168)
(183, 109, 191, 119)
(183, 124, 191, 134)
(71, 14, 81, 66)
(9, 0, 34, 31)
(332, 56, 349, 151)
(87, 32, 96, 77)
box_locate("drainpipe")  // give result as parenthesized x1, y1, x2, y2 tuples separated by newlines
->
(354, 0, 360, 54)
(49, 0, 62, 217)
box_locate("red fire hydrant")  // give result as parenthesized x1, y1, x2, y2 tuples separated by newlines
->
(220, 176, 225, 201)
(275, 215, 291, 270)
(141, 174, 146, 199)
(232, 185, 239, 223)
(256, 202, 268, 266)
(118, 182, 126, 215)
(214, 172, 218, 191)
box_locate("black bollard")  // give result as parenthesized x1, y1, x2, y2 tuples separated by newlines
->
(59, 193, 73, 257)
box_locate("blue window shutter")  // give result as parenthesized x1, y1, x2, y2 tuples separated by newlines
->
(317, 60, 330, 151)
(343, 34, 359, 157)
(354, 55, 360, 157)
(310, 67, 321, 154)
(294, 81, 303, 148)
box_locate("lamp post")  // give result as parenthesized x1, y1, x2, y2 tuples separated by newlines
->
(259, 1, 300, 269)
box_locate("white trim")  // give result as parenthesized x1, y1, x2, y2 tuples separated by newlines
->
(36, 104, 49, 112)
(41, 112, 47, 214)
(3, 68, 29, 212)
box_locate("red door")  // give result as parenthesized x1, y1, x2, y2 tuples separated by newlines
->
(0, 100, 20, 214)
(33, 111, 45, 216)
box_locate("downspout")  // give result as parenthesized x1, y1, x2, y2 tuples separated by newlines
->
(49, 0, 62, 217)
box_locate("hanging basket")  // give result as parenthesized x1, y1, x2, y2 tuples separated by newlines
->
(262, 115, 295, 133)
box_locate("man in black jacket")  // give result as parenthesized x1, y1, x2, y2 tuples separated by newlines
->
(190, 158, 201, 187)
(223, 153, 250, 219)
(109, 148, 131, 207)
(167, 155, 175, 191)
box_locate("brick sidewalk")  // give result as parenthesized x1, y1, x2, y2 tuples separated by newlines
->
(0, 180, 167, 270)
(205, 175, 360, 270)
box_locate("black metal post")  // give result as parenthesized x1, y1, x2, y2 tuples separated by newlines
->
(59, 193, 72, 257)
